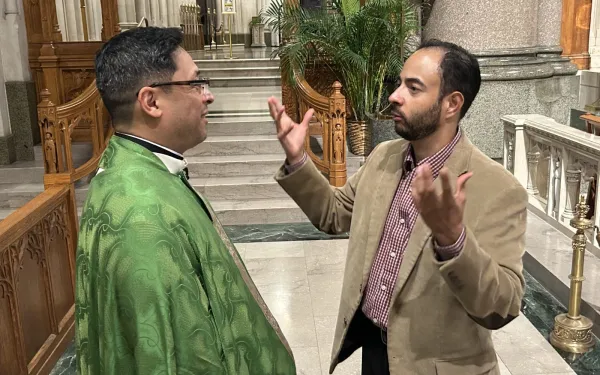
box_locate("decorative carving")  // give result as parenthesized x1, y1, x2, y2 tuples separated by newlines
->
(552, 324, 593, 342)
(506, 131, 515, 172)
(527, 147, 541, 195)
(62, 70, 95, 102)
(44, 130, 58, 173)
(562, 167, 582, 221)
(43, 203, 70, 241)
(552, 149, 562, 215)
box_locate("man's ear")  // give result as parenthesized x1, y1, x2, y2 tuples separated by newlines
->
(138, 87, 162, 119)
(445, 91, 464, 119)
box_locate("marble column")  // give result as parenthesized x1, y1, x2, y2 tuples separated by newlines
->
(589, 0, 600, 68)
(0, 0, 37, 162)
(423, 0, 579, 160)
(118, 0, 139, 30)
(0, 44, 15, 165)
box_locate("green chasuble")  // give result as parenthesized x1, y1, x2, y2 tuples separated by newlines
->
(75, 136, 296, 375)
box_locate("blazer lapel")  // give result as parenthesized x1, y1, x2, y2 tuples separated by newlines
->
(390, 134, 473, 301)
(361, 143, 409, 284)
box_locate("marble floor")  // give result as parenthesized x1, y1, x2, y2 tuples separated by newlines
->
(52, 233, 585, 375)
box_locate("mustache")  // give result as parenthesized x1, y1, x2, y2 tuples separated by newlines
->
(391, 106, 406, 121)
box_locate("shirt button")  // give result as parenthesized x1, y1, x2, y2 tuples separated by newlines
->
(381, 285, 387, 291)
(399, 218, 405, 224)
(373, 318, 378, 324)
(390, 252, 396, 258)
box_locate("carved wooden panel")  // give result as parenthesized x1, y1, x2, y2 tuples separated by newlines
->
(23, 0, 45, 43)
(561, 0, 593, 69)
(0, 187, 76, 375)
(16, 225, 54, 363)
(62, 69, 96, 103)
(0, 246, 28, 375)
(44, 204, 74, 329)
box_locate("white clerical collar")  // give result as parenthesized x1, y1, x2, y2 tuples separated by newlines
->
(97, 133, 188, 176)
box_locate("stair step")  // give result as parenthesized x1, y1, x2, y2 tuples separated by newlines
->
(209, 76, 281, 88)
(199, 66, 280, 78)
(186, 154, 285, 178)
(210, 198, 308, 225)
(185, 135, 283, 157)
(195, 58, 279, 70)
(206, 118, 276, 136)
(0, 161, 44, 184)
(209, 91, 280, 113)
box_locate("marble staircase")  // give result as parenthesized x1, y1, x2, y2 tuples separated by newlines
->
(0, 57, 363, 225)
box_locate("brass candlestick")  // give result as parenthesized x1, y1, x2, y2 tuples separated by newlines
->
(550, 195, 595, 353)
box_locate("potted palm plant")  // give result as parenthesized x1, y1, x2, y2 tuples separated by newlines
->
(265, 0, 420, 156)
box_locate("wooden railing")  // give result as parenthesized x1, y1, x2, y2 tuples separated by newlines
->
(282, 70, 348, 187)
(0, 182, 79, 375)
(38, 82, 112, 179)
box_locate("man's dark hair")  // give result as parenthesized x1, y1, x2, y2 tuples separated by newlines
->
(417, 39, 481, 119)
(95, 27, 184, 124)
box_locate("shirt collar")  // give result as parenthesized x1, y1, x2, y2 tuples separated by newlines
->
(114, 132, 188, 175)
(403, 128, 462, 177)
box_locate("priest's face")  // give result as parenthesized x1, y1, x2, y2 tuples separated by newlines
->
(161, 48, 213, 151)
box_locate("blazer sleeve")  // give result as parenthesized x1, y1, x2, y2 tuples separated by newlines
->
(434, 182, 528, 330)
(274, 153, 371, 235)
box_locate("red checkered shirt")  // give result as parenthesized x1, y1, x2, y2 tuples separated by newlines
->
(361, 130, 466, 329)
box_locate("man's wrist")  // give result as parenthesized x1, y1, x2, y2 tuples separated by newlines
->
(284, 151, 307, 174)
(433, 225, 464, 247)
(286, 151, 306, 166)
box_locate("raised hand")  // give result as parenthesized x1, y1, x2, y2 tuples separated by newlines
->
(411, 164, 473, 246)
(267, 96, 314, 165)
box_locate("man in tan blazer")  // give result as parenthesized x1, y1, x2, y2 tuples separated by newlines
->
(267, 39, 528, 375)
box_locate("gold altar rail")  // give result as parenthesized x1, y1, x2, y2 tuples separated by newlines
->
(180, 4, 204, 51)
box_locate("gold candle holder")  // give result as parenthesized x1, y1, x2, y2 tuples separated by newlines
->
(550, 195, 595, 353)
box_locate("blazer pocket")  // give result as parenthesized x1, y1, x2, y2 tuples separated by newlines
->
(434, 351, 498, 375)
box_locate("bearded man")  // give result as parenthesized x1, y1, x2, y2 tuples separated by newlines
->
(268, 39, 527, 375)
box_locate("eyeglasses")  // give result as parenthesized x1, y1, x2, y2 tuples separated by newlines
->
(135, 78, 211, 97)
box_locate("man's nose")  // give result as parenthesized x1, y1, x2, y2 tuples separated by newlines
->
(204, 92, 215, 105)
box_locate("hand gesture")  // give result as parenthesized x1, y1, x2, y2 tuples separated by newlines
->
(411, 164, 473, 246)
(267, 97, 314, 165)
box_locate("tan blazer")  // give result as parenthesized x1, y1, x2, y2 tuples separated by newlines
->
(275, 135, 528, 375)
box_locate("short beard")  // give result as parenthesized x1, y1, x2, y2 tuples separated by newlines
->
(394, 99, 441, 141)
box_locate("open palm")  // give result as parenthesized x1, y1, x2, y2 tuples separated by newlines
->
(267, 97, 314, 164)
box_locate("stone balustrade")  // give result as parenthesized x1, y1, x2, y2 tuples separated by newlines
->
(503, 114, 600, 235)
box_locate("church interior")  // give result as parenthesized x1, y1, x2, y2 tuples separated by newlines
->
(2, 0, 600, 374)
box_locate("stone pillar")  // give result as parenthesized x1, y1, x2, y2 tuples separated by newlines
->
(0, 0, 38, 162)
(423, 0, 579, 160)
(118, 0, 138, 30)
(527, 149, 541, 195)
(561, 0, 592, 70)
(0, 45, 15, 165)
(562, 168, 582, 220)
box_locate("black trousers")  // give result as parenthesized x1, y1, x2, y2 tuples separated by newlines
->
(353, 309, 390, 375)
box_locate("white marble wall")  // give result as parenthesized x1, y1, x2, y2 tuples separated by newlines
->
(0, 47, 10, 137)
(590, 0, 600, 68)
(0, 0, 29, 81)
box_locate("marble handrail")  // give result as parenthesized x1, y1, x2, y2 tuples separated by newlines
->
(503, 114, 600, 234)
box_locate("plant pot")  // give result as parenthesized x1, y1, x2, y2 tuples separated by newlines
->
(347, 120, 373, 156)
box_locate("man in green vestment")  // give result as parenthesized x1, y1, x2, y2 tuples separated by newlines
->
(75, 26, 296, 375)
